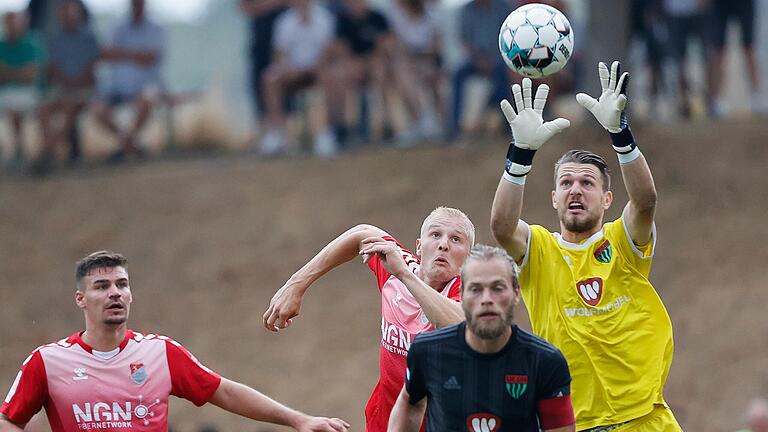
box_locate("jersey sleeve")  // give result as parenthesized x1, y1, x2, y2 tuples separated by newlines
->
(165, 340, 222, 406)
(404, 341, 427, 404)
(535, 348, 575, 430)
(607, 216, 655, 275)
(0, 350, 47, 426)
(366, 236, 419, 292)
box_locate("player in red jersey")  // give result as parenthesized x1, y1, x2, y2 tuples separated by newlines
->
(263, 206, 474, 431)
(0, 251, 349, 432)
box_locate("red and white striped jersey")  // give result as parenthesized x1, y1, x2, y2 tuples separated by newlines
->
(1, 330, 221, 431)
(364, 236, 461, 431)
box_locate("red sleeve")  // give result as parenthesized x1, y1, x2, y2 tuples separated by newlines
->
(366, 236, 420, 291)
(446, 278, 462, 302)
(537, 394, 575, 430)
(0, 350, 48, 426)
(165, 340, 222, 406)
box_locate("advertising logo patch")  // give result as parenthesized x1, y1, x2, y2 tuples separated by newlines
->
(576, 277, 603, 307)
(505, 374, 528, 399)
(467, 413, 501, 432)
(594, 240, 612, 263)
(129, 363, 147, 385)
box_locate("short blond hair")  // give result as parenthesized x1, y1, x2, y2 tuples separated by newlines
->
(419, 206, 475, 245)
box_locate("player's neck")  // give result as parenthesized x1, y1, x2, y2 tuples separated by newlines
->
(560, 223, 602, 244)
(81, 325, 128, 351)
(465, 328, 512, 354)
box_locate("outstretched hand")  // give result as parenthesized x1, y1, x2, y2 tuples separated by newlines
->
(576, 60, 629, 132)
(262, 282, 302, 332)
(359, 237, 410, 278)
(298, 416, 350, 432)
(500, 77, 570, 150)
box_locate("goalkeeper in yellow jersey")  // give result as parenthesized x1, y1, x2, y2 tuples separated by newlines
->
(489, 61, 681, 431)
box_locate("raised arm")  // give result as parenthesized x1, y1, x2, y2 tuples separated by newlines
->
(576, 61, 656, 245)
(490, 78, 570, 261)
(263, 224, 388, 332)
(358, 237, 464, 328)
(387, 386, 426, 432)
(209, 378, 349, 431)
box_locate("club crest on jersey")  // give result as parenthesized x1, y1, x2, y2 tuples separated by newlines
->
(594, 240, 612, 263)
(467, 413, 501, 432)
(576, 277, 603, 306)
(505, 374, 528, 399)
(130, 363, 147, 385)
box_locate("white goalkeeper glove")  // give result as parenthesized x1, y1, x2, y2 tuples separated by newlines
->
(500, 77, 570, 184)
(576, 61, 641, 164)
(576, 61, 628, 133)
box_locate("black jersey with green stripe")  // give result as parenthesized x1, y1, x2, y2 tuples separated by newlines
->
(405, 323, 571, 432)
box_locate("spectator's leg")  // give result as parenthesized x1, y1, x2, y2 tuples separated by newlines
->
(63, 101, 86, 163)
(92, 100, 120, 136)
(9, 110, 25, 166)
(38, 100, 58, 158)
(449, 62, 475, 140)
(125, 93, 152, 154)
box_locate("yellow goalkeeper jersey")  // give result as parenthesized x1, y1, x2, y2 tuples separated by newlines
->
(519, 217, 674, 431)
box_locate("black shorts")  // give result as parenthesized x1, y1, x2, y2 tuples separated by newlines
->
(712, 0, 755, 48)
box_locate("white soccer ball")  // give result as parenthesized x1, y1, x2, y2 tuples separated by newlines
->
(498, 3, 574, 78)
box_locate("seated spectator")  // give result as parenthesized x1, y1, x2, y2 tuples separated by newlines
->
(317, 0, 389, 148)
(33, 0, 99, 174)
(239, 0, 288, 123)
(384, 0, 443, 144)
(0, 11, 43, 168)
(449, 0, 513, 140)
(709, 0, 760, 116)
(259, 0, 335, 157)
(91, 0, 165, 163)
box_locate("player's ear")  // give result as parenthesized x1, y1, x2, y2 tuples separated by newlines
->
(415, 238, 422, 258)
(551, 190, 558, 209)
(603, 190, 613, 210)
(75, 289, 85, 309)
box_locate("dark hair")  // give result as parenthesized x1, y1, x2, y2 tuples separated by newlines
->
(554, 149, 611, 191)
(460, 244, 519, 291)
(75, 251, 127, 283)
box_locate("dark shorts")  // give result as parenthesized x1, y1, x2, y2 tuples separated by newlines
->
(712, 0, 755, 48)
(667, 14, 712, 59)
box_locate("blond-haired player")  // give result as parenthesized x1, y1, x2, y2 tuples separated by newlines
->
(263, 207, 474, 431)
(489, 61, 681, 431)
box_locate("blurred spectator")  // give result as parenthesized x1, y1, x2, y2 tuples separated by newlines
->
(0, 11, 43, 168)
(27, 0, 90, 38)
(239, 0, 287, 122)
(383, 0, 444, 144)
(662, 0, 713, 118)
(28, 0, 91, 172)
(259, 0, 335, 157)
(449, 0, 513, 140)
(736, 398, 768, 432)
(630, 0, 667, 116)
(709, 0, 760, 116)
(92, 0, 165, 162)
(33, 0, 99, 174)
(318, 0, 389, 148)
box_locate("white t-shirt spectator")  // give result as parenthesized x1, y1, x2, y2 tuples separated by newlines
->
(273, 4, 335, 69)
(387, 5, 437, 55)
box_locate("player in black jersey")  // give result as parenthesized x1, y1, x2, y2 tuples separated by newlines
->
(388, 244, 575, 432)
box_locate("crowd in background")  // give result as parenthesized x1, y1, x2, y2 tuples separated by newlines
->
(0, 0, 764, 170)
(0, 0, 164, 175)
(630, 0, 762, 120)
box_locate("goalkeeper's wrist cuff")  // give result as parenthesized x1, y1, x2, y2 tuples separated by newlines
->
(609, 126, 641, 164)
(503, 143, 536, 185)
(504, 141, 536, 180)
